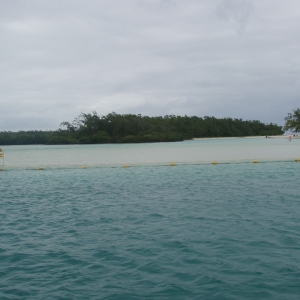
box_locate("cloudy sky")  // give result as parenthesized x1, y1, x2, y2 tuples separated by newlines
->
(0, 0, 299, 131)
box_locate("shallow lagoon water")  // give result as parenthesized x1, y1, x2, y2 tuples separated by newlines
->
(1, 137, 300, 169)
(1, 139, 300, 299)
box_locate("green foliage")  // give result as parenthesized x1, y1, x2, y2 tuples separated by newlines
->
(0, 112, 284, 145)
(78, 131, 111, 144)
(284, 108, 300, 132)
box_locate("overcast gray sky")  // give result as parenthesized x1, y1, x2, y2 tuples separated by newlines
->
(0, 0, 299, 130)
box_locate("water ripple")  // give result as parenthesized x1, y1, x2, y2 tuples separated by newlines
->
(1, 163, 300, 299)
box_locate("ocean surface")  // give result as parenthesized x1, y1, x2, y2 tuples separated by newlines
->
(1, 138, 300, 299)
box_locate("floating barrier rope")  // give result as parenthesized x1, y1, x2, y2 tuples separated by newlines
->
(0, 159, 299, 171)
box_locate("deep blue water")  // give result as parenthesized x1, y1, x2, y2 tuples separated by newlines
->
(1, 162, 300, 299)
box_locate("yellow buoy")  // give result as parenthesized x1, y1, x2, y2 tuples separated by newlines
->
(212, 161, 217, 165)
(124, 164, 129, 168)
(39, 167, 43, 170)
(170, 163, 176, 166)
(83, 166, 87, 169)
(295, 158, 300, 162)
(0, 168, 2, 171)
(253, 160, 258, 163)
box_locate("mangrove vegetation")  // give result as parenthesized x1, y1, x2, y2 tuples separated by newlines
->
(0, 112, 284, 145)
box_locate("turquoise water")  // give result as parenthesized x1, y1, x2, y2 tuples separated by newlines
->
(1, 162, 300, 299)
(1, 137, 300, 169)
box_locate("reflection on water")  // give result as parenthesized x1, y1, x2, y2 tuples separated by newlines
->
(0, 137, 299, 169)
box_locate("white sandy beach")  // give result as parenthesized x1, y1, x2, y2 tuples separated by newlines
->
(193, 135, 300, 141)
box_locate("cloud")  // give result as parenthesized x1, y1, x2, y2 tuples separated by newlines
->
(0, 0, 299, 130)
(216, 0, 254, 33)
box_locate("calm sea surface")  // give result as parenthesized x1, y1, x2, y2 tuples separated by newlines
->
(1, 139, 300, 299)
(1, 137, 300, 169)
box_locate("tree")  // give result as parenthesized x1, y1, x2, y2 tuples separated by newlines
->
(284, 108, 300, 132)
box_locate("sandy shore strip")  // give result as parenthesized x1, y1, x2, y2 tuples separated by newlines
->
(193, 135, 300, 141)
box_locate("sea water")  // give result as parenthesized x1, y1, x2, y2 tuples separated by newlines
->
(1, 137, 300, 169)
(1, 139, 300, 299)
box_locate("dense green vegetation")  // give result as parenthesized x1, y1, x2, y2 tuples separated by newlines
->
(284, 108, 300, 132)
(0, 112, 284, 145)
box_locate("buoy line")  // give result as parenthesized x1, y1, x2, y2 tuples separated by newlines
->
(0, 159, 299, 172)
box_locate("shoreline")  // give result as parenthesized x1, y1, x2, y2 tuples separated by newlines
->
(193, 135, 300, 141)
(1, 135, 299, 147)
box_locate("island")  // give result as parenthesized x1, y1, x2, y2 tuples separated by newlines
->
(0, 112, 284, 145)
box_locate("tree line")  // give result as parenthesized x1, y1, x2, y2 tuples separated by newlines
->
(284, 108, 300, 132)
(0, 112, 284, 145)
